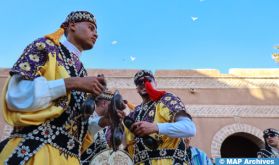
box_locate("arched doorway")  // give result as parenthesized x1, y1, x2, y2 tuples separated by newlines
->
(220, 132, 262, 158)
(211, 123, 264, 158)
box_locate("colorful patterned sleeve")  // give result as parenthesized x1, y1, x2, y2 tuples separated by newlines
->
(10, 37, 55, 80)
(2, 37, 68, 126)
(157, 93, 191, 122)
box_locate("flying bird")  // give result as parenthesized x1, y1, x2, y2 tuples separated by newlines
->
(130, 56, 136, 62)
(191, 17, 198, 22)
(112, 40, 118, 45)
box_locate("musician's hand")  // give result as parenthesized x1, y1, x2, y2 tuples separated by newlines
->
(98, 117, 111, 127)
(97, 74, 107, 87)
(64, 76, 106, 96)
(99, 110, 125, 127)
(117, 110, 126, 121)
(130, 121, 158, 137)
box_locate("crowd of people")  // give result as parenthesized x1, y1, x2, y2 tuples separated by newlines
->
(0, 10, 278, 165)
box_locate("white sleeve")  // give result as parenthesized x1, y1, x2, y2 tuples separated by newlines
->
(6, 75, 66, 112)
(157, 116, 196, 138)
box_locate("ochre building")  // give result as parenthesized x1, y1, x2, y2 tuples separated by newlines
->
(1, 68, 278, 159)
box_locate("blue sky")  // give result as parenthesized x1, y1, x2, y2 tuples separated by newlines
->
(1, 0, 279, 73)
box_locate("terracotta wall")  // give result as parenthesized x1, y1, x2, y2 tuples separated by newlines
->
(0, 68, 279, 157)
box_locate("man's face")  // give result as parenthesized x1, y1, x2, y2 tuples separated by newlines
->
(136, 84, 148, 97)
(135, 77, 148, 97)
(135, 76, 157, 98)
(264, 133, 279, 148)
(71, 21, 98, 50)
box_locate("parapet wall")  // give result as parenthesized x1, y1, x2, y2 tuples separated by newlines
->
(0, 68, 278, 157)
(2, 68, 279, 77)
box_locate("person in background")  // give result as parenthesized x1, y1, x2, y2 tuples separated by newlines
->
(257, 128, 279, 158)
(184, 137, 213, 165)
(81, 91, 131, 165)
(81, 91, 113, 165)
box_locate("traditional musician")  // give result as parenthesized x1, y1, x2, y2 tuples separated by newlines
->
(124, 70, 196, 164)
(0, 11, 106, 164)
(81, 91, 133, 165)
(257, 128, 279, 158)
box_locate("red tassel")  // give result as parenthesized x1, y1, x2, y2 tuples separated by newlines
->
(144, 80, 166, 101)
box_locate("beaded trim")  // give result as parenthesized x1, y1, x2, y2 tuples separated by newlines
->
(134, 70, 154, 85)
(63, 11, 96, 26)
(129, 95, 191, 165)
(81, 128, 109, 164)
(95, 92, 113, 101)
(264, 128, 279, 136)
(5, 139, 45, 165)
(5, 44, 89, 164)
(133, 140, 189, 165)
(135, 101, 155, 122)
(258, 149, 278, 158)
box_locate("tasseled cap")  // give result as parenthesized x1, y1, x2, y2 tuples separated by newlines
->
(263, 128, 279, 138)
(134, 70, 155, 85)
(61, 11, 97, 28)
(95, 90, 114, 101)
(45, 11, 96, 46)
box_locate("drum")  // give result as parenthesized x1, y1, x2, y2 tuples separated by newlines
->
(90, 149, 133, 165)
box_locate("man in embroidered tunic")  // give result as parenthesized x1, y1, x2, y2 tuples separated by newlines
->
(0, 11, 106, 165)
(81, 91, 133, 164)
(257, 128, 279, 158)
(80, 91, 113, 164)
(124, 70, 196, 165)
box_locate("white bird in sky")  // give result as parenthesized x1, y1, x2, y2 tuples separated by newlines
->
(130, 56, 136, 62)
(111, 40, 118, 45)
(191, 16, 198, 22)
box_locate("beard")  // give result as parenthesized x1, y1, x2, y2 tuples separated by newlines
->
(82, 42, 93, 50)
(138, 90, 149, 98)
(139, 93, 149, 98)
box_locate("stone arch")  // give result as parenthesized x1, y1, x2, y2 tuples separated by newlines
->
(211, 123, 264, 158)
